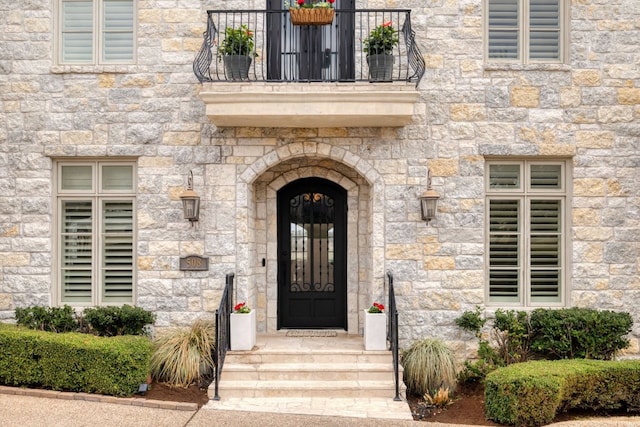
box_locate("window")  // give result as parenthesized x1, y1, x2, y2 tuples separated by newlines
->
(58, 0, 135, 65)
(56, 161, 136, 305)
(485, 160, 569, 306)
(486, 0, 566, 63)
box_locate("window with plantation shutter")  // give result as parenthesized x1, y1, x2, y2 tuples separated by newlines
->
(486, 0, 565, 63)
(58, 0, 135, 65)
(486, 160, 568, 306)
(57, 161, 136, 305)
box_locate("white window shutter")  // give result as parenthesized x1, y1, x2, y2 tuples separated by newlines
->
(529, 0, 560, 60)
(488, 199, 521, 302)
(488, 0, 519, 59)
(529, 199, 561, 301)
(61, 200, 93, 302)
(102, 200, 134, 302)
(61, 0, 94, 63)
(103, 0, 134, 62)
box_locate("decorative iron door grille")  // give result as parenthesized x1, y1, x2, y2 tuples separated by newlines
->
(277, 178, 347, 329)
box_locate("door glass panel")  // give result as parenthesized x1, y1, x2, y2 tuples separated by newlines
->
(289, 192, 335, 292)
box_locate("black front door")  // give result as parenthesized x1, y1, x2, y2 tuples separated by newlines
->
(277, 178, 347, 329)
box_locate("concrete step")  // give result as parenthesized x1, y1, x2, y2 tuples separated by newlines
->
(221, 362, 397, 382)
(216, 379, 400, 398)
(224, 349, 393, 365)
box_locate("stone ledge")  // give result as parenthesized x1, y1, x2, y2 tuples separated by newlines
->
(0, 385, 198, 412)
(199, 82, 421, 128)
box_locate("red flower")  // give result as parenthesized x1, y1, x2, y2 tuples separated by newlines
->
(328, 0, 335, 3)
(297, 0, 305, 5)
(382, 21, 392, 27)
(234, 302, 245, 311)
(374, 302, 385, 310)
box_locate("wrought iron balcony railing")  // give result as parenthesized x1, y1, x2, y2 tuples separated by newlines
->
(193, 9, 425, 85)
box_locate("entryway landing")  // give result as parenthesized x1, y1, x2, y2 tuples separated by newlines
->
(204, 333, 412, 420)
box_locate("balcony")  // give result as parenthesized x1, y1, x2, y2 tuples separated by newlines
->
(193, 9, 425, 128)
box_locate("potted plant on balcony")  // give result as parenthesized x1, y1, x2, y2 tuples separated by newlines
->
(219, 25, 257, 80)
(230, 301, 256, 350)
(364, 302, 387, 350)
(287, 0, 335, 26)
(363, 21, 399, 81)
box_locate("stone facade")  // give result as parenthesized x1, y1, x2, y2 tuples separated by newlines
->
(0, 0, 639, 359)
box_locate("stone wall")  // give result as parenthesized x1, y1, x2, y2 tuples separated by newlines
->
(0, 0, 639, 358)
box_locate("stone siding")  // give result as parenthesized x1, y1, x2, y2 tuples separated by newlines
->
(0, 0, 639, 358)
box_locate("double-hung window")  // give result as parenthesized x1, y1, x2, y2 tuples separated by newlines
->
(486, 160, 569, 306)
(56, 161, 136, 305)
(58, 0, 135, 64)
(486, 0, 566, 63)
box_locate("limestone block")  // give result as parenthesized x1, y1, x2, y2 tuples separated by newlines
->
(560, 87, 581, 107)
(618, 88, 640, 105)
(163, 131, 200, 146)
(60, 130, 92, 145)
(0, 294, 12, 310)
(386, 243, 422, 260)
(573, 69, 601, 87)
(511, 87, 539, 108)
(572, 208, 600, 226)
(96, 73, 115, 88)
(139, 156, 174, 168)
(450, 104, 486, 121)
(424, 256, 455, 270)
(573, 178, 605, 196)
(428, 158, 458, 176)
(576, 130, 614, 148)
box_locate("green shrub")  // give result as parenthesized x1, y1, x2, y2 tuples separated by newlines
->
(530, 308, 632, 360)
(455, 307, 633, 385)
(485, 359, 640, 426)
(15, 305, 78, 333)
(83, 305, 156, 337)
(0, 323, 153, 396)
(150, 318, 216, 387)
(401, 338, 457, 396)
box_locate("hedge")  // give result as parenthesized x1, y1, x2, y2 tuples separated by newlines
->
(0, 323, 153, 396)
(485, 359, 640, 426)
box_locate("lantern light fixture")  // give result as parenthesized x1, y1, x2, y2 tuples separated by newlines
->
(180, 170, 200, 226)
(419, 171, 440, 223)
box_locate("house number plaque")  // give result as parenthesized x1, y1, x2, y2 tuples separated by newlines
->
(179, 255, 209, 271)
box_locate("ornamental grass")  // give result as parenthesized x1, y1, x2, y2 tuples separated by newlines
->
(402, 338, 458, 396)
(150, 318, 215, 387)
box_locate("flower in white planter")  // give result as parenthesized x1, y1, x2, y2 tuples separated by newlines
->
(368, 302, 385, 313)
(234, 301, 251, 313)
(364, 302, 387, 350)
(230, 301, 256, 351)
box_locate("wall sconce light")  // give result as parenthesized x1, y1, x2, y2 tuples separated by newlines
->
(419, 171, 440, 223)
(180, 170, 200, 226)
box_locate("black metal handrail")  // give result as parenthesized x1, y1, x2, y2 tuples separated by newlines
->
(386, 270, 401, 401)
(212, 272, 234, 401)
(194, 9, 425, 86)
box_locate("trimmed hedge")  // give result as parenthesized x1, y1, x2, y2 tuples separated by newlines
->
(485, 359, 640, 426)
(0, 323, 153, 396)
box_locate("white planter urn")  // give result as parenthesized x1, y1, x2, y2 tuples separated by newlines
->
(230, 309, 256, 351)
(364, 310, 387, 351)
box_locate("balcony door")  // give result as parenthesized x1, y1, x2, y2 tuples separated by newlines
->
(266, 0, 355, 81)
(277, 178, 347, 329)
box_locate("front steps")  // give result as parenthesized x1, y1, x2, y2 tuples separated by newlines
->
(205, 333, 411, 420)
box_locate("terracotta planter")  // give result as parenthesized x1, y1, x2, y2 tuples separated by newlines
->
(367, 54, 394, 81)
(289, 8, 334, 26)
(230, 309, 256, 350)
(364, 310, 387, 350)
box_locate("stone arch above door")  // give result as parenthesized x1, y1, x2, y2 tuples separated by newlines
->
(236, 143, 385, 335)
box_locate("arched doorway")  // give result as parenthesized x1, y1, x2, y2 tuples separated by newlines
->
(277, 178, 347, 329)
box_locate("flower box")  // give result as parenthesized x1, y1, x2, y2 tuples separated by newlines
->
(364, 310, 387, 350)
(289, 8, 334, 26)
(230, 309, 256, 351)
